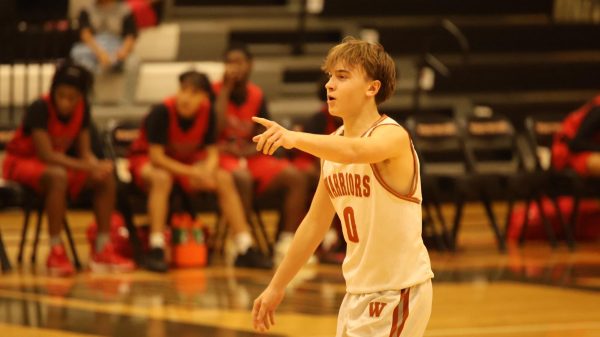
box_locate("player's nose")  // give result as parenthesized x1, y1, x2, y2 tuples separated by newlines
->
(325, 76, 335, 89)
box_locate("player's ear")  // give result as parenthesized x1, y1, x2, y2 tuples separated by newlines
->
(366, 80, 381, 98)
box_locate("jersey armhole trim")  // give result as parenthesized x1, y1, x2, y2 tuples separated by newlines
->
(361, 114, 388, 137)
(368, 123, 421, 204)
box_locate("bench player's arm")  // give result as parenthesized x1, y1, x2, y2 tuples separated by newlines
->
(76, 128, 99, 164)
(148, 144, 195, 177)
(252, 176, 336, 332)
(32, 129, 93, 172)
(76, 128, 114, 179)
(253, 117, 408, 164)
(202, 145, 219, 173)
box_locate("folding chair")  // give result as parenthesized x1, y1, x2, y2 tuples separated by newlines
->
(105, 119, 179, 264)
(0, 229, 10, 272)
(0, 126, 20, 273)
(460, 113, 556, 251)
(524, 114, 600, 249)
(406, 113, 468, 251)
(16, 122, 107, 270)
(0, 178, 19, 273)
(0, 123, 85, 271)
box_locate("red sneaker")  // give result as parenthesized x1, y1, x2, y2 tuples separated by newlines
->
(90, 242, 135, 273)
(47, 245, 75, 277)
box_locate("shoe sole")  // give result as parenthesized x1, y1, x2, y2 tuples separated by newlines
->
(48, 267, 75, 277)
(90, 261, 135, 274)
(234, 262, 273, 269)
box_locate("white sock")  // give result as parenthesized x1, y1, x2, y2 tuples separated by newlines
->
(96, 232, 110, 252)
(233, 232, 253, 255)
(321, 229, 339, 251)
(49, 235, 62, 247)
(150, 232, 165, 249)
(278, 231, 294, 243)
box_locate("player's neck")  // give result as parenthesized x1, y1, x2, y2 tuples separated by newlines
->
(342, 104, 381, 137)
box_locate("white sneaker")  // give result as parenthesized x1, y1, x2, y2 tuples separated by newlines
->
(274, 234, 318, 266)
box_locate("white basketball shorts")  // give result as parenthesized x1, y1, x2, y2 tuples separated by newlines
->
(336, 279, 432, 337)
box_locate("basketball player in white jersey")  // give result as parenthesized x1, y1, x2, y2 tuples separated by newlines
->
(251, 37, 434, 337)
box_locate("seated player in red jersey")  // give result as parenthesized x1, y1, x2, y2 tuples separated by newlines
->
(128, 70, 272, 272)
(290, 75, 344, 264)
(292, 75, 343, 184)
(2, 62, 134, 277)
(213, 44, 310, 264)
(552, 94, 600, 177)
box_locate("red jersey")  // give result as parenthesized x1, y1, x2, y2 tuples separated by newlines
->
(557, 95, 600, 140)
(552, 94, 600, 171)
(212, 81, 264, 142)
(129, 96, 212, 162)
(6, 94, 85, 158)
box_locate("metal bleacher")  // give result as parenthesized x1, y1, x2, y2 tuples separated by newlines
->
(0, 0, 598, 153)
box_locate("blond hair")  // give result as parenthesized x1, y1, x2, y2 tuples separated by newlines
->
(322, 37, 397, 104)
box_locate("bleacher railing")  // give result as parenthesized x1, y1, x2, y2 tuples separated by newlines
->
(0, 20, 77, 124)
(554, 0, 600, 23)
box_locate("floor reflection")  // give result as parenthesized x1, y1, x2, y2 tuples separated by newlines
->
(0, 243, 598, 337)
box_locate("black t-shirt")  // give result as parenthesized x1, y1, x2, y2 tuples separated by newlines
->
(79, 7, 137, 38)
(230, 89, 270, 120)
(304, 112, 328, 135)
(22, 98, 90, 135)
(144, 103, 216, 147)
(257, 96, 270, 120)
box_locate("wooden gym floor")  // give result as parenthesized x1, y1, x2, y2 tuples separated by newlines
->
(0, 203, 599, 337)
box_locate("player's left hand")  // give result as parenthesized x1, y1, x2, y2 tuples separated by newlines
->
(252, 117, 297, 155)
(252, 286, 284, 332)
(116, 48, 129, 61)
(189, 164, 216, 190)
(89, 160, 114, 182)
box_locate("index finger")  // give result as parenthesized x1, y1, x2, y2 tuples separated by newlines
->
(252, 300, 262, 326)
(252, 298, 265, 319)
(256, 302, 269, 331)
(252, 116, 274, 128)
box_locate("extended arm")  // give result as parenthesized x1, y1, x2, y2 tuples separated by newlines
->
(252, 176, 336, 332)
(252, 116, 408, 164)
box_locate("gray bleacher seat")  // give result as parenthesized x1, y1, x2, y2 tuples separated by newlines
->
(0, 64, 54, 108)
(134, 60, 282, 104)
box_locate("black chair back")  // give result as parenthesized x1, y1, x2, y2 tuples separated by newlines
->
(0, 126, 16, 152)
(406, 114, 468, 176)
(464, 114, 522, 175)
(106, 119, 142, 160)
(524, 114, 564, 171)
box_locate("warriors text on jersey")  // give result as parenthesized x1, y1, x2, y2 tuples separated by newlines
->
(321, 115, 434, 294)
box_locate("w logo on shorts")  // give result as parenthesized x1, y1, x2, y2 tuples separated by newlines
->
(368, 301, 387, 317)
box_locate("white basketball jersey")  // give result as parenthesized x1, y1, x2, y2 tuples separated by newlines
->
(322, 115, 433, 294)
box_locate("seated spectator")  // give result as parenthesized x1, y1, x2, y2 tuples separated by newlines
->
(71, 0, 137, 74)
(2, 62, 134, 277)
(214, 43, 310, 264)
(290, 75, 344, 265)
(128, 70, 273, 272)
(126, 0, 159, 29)
(552, 94, 600, 177)
(291, 75, 342, 184)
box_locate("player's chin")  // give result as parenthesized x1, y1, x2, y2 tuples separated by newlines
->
(328, 107, 341, 117)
